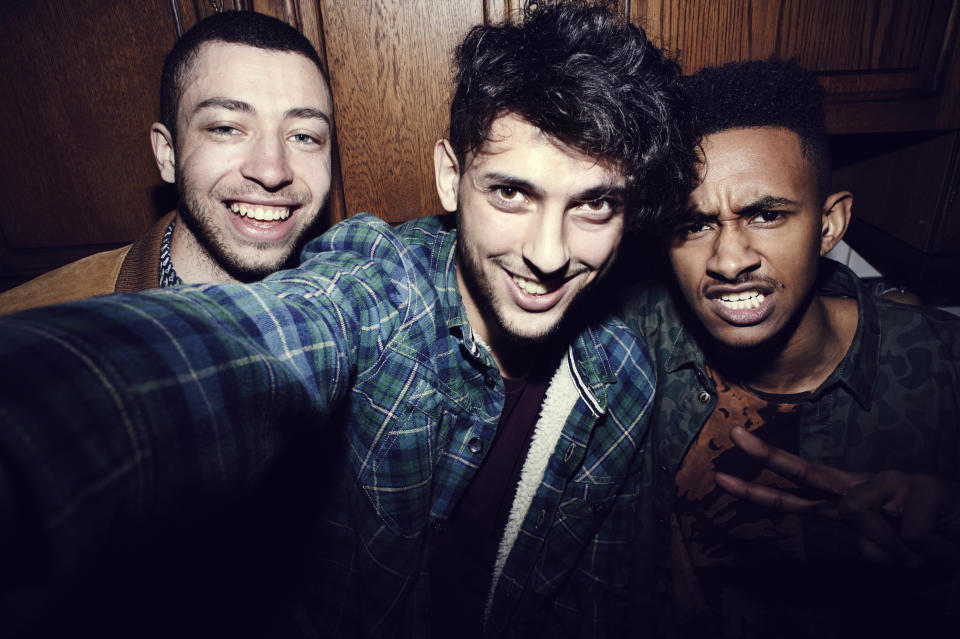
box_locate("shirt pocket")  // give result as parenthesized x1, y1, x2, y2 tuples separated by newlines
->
(351, 368, 440, 537)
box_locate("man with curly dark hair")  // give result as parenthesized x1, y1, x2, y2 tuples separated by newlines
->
(626, 59, 960, 639)
(0, 3, 695, 637)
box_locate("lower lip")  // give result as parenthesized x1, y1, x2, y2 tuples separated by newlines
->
(709, 293, 774, 325)
(504, 270, 568, 312)
(226, 205, 297, 243)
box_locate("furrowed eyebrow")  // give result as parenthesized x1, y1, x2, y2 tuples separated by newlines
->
(192, 97, 253, 116)
(684, 195, 800, 221)
(736, 195, 798, 216)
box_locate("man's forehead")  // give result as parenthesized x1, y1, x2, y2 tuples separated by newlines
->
(179, 41, 331, 114)
(689, 126, 815, 210)
(465, 114, 625, 185)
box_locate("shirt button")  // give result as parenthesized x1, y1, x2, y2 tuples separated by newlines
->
(697, 390, 711, 404)
(468, 437, 484, 454)
(658, 464, 669, 474)
(485, 375, 496, 389)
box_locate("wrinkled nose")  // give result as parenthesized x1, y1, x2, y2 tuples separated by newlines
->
(523, 210, 570, 277)
(706, 224, 761, 282)
(241, 135, 294, 190)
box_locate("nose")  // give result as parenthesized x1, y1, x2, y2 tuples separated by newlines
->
(241, 134, 293, 191)
(522, 209, 570, 277)
(706, 222, 761, 282)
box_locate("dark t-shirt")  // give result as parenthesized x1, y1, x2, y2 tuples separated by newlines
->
(430, 371, 550, 636)
(671, 367, 955, 639)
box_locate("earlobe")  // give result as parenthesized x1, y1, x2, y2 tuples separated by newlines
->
(819, 191, 853, 255)
(150, 122, 176, 184)
(434, 139, 460, 213)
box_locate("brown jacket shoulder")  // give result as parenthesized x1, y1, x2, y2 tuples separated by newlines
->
(0, 211, 175, 316)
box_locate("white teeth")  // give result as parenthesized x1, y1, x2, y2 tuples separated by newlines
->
(717, 290, 764, 310)
(229, 203, 290, 221)
(512, 275, 548, 295)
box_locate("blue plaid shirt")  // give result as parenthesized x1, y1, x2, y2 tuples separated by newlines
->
(0, 213, 656, 638)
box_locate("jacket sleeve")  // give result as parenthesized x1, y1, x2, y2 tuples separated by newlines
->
(0, 233, 409, 587)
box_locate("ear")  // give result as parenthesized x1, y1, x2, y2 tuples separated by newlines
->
(150, 122, 176, 184)
(434, 139, 460, 213)
(819, 191, 853, 256)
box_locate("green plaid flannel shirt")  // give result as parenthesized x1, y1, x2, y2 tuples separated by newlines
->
(0, 213, 656, 638)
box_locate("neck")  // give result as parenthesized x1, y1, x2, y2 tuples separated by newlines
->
(707, 293, 857, 395)
(169, 215, 241, 285)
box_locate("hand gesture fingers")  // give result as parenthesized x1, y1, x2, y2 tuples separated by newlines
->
(727, 426, 867, 497)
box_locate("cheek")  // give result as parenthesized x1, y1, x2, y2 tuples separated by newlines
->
(177, 144, 230, 191)
(297, 152, 333, 195)
(668, 247, 705, 301)
(570, 223, 624, 269)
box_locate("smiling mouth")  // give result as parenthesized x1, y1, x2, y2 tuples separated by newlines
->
(511, 273, 561, 295)
(227, 201, 291, 221)
(716, 290, 765, 310)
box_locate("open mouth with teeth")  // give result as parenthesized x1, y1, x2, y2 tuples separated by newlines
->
(228, 201, 291, 222)
(511, 273, 560, 296)
(717, 290, 765, 310)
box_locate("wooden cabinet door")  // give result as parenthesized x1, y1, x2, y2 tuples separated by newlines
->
(0, 0, 178, 287)
(632, 0, 960, 133)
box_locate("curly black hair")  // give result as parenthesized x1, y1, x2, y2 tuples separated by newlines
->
(160, 11, 330, 145)
(683, 59, 830, 199)
(448, 0, 697, 231)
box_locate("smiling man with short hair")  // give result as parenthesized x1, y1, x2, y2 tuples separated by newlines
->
(0, 11, 333, 314)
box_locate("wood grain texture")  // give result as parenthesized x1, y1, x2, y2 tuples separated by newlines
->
(0, 0, 176, 261)
(633, 0, 957, 100)
(321, 0, 482, 223)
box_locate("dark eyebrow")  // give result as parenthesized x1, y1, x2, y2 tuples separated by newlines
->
(477, 171, 625, 202)
(576, 184, 626, 203)
(192, 99, 331, 127)
(737, 195, 799, 217)
(284, 107, 332, 127)
(478, 171, 542, 198)
(684, 195, 799, 221)
(193, 97, 253, 116)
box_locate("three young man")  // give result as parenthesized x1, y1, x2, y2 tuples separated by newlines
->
(0, 3, 694, 637)
(0, 12, 333, 314)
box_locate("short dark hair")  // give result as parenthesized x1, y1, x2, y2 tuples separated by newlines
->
(448, 0, 696, 231)
(683, 59, 831, 199)
(160, 11, 329, 144)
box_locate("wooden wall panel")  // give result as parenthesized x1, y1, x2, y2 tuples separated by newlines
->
(633, 0, 960, 132)
(0, 0, 178, 284)
(320, 0, 482, 223)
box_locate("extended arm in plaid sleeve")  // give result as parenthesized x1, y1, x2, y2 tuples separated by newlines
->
(0, 219, 413, 584)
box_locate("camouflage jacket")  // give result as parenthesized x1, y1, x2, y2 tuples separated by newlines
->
(623, 259, 960, 637)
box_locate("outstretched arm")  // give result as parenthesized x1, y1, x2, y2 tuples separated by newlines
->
(715, 425, 960, 565)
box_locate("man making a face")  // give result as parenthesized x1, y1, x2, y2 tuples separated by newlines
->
(0, 11, 332, 314)
(627, 60, 960, 638)
(0, 3, 694, 637)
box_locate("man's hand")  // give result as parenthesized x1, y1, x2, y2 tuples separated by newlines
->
(714, 425, 960, 566)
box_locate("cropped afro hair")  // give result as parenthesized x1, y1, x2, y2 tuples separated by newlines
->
(683, 59, 830, 198)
